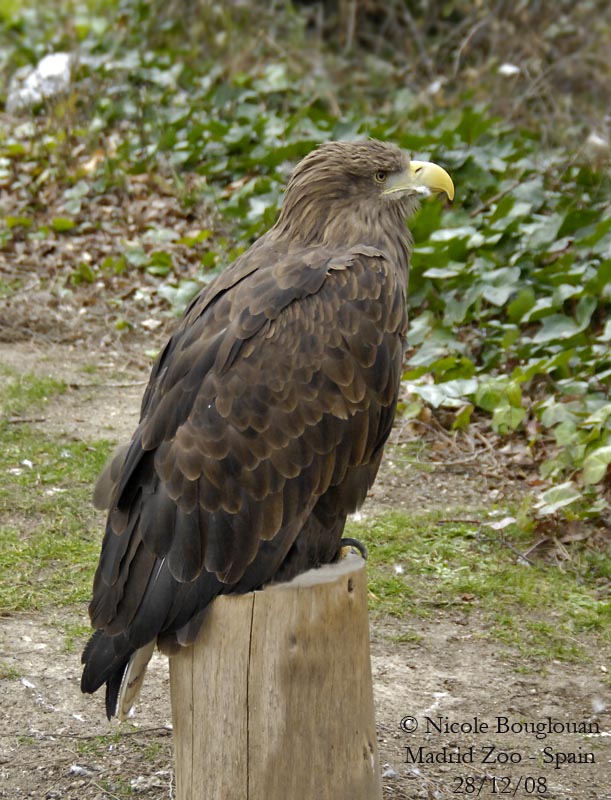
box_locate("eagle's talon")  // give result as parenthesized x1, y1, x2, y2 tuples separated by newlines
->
(340, 537, 368, 560)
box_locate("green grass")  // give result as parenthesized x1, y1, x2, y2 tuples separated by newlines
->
(62, 620, 96, 653)
(75, 730, 124, 757)
(349, 510, 611, 662)
(80, 362, 100, 375)
(73, 728, 172, 778)
(0, 661, 20, 680)
(0, 367, 67, 418)
(0, 426, 112, 613)
(1, 522, 99, 613)
(0, 278, 23, 298)
(0, 370, 113, 614)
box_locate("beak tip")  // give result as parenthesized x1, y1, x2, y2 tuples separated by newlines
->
(409, 159, 455, 203)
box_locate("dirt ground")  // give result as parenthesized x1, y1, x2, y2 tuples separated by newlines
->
(0, 340, 609, 800)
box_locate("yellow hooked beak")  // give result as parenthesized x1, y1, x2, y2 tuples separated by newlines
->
(383, 160, 455, 201)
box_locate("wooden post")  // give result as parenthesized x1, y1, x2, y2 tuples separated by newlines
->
(169, 554, 382, 800)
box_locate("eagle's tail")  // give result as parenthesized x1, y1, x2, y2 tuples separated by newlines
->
(81, 631, 154, 720)
(115, 641, 156, 720)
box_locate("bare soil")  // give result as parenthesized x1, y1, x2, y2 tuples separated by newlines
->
(0, 340, 609, 800)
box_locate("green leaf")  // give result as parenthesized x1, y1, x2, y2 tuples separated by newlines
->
(201, 251, 219, 269)
(101, 255, 127, 274)
(422, 264, 463, 279)
(481, 285, 514, 306)
(574, 295, 596, 329)
(147, 251, 173, 276)
(535, 482, 582, 515)
(408, 378, 478, 409)
(5, 216, 32, 229)
(582, 446, 611, 485)
(492, 403, 526, 434)
(430, 225, 478, 242)
(70, 263, 96, 284)
(522, 212, 564, 249)
(3, 142, 27, 158)
(452, 403, 474, 430)
(553, 421, 578, 446)
(52, 218, 76, 232)
(144, 227, 179, 244)
(253, 63, 291, 93)
(507, 287, 536, 322)
(158, 280, 201, 311)
(532, 315, 581, 344)
(125, 247, 148, 267)
(177, 229, 212, 247)
(475, 387, 503, 413)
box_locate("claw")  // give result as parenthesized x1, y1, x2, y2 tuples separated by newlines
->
(339, 537, 368, 560)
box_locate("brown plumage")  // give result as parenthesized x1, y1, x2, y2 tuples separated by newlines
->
(81, 139, 454, 719)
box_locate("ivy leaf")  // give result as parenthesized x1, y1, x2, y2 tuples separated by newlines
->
(507, 287, 536, 322)
(407, 378, 478, 409)
(423, 264, 463, 279)
(532, 315, 581, 344)
(147, 251, 173, 276)
(492, 403, 526, 434)
(452, 403, 474, 430)
(125, 247, 148, 267)
(582, 445, 611, 485)
(534, 482, 582, 516)
(481, 285, 514, 306)
(522, 212, 564, 249)
(158, 280, 201, 312)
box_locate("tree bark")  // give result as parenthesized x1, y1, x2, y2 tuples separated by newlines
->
(170, 553, 382, 800)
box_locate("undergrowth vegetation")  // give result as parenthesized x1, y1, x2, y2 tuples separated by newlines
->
(1, 0, 610, 530)
(348, 512, 611, 662)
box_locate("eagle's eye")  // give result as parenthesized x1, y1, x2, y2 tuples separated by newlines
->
(374, 169, 388, 184)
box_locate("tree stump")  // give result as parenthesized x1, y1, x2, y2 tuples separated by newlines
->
(169, 553, 382, 800)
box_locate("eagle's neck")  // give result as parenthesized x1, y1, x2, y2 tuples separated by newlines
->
(269, 194, 414, 280)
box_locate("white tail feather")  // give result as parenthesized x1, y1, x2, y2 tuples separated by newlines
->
(116, 640, 156, 721)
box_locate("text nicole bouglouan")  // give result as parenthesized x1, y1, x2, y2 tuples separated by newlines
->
(398, 714, 600, 796)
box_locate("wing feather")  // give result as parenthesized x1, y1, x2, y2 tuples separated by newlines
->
(167, 506, 205, 581)
(86, 241, 407, 680)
